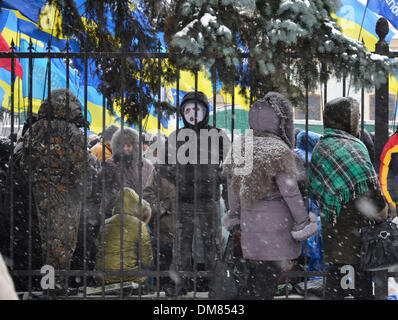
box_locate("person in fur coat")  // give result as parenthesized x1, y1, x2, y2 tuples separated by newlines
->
(96, 127, 154, 220)
(223, 91, 317, 300)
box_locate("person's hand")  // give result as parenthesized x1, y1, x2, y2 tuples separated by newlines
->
(374, 203, 388, 222)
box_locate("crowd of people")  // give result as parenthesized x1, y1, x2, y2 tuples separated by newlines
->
(0, 88, 395, 300)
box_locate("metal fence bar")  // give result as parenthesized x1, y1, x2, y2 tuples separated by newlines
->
(193, 71, 198, 299)
(343, 75, 346, 97)
(101, 92, 106, 299)
(9, 40, 15, 277)
(64, 39, 71, 293)
(321, 78, 328, 300)
(83, 50, 89, 298)
(11, 268, 332, 278)
(27, 39, 33, 299)
(156, 46, 162, 298)
(45, 42, 52, 297)
(211, 67, 219, 265)
(174, 67, 181, 299)
(361, 86, 365, 138)
(137, 54, 143, 300)
(303, 83, 309, 300)
(119, 53, 126, 299)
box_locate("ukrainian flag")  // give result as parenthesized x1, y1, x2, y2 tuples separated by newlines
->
(0, 1, 167, 134)
(334, 0, 398, 105)
(334, 0, 395, 51)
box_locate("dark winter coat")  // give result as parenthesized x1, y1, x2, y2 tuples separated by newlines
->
(0, 115, 45, 291)
(360, 128, 375, 166)
(223, 92, 317, 261)
(310, 97, 387, 264)
(167, 91, 230, 204)
(322, 190, 387, 264)
(0, 137, 10, 252)
(97, 127, 154, 219)
(69, 152, 102, 287)
(21, 88, 91, 271)
(143, 165, 176, 244)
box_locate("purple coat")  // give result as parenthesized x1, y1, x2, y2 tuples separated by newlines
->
(225, 173, 309, 261)
(223, 92, 312, 261)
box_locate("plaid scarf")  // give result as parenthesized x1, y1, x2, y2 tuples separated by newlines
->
(309, 128, 380, 225)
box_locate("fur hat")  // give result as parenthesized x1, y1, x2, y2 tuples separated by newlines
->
(111, 127, 140, 164)
(323, 97, 360, 137)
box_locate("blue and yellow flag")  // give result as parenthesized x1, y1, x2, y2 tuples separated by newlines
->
(368, 0, 398, 31)
(334, 0, 395, 51)
(334, 0, 398, 112)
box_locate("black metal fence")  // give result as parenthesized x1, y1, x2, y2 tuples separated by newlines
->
(0, 40, 395, 300)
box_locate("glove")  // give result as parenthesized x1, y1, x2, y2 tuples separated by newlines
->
(291, 212, 318, 242)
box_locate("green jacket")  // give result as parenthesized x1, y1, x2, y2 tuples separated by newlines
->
(95, 188, 153, 285)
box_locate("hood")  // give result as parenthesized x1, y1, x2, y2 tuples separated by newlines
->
(111, 127, 140, 164)
(102, 124, 119, 143)
(323, 97, 360, 137)
(179, 91, 210, 129)
(248, 91, 295, 148)
(295, 131, 321, 153)
(113, 187, 151, 223)
(38, 89, 89, 128)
